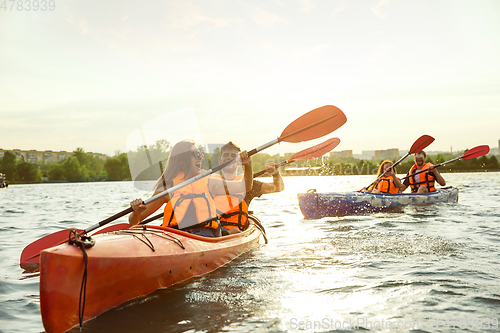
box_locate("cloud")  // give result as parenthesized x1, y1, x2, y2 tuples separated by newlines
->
(166, 1, 233, 30)
(250, 7, 288, 27)
(332, 1, 347, 16)
(371, 0, 391, 19)
(65, 17, 89, 34)
(300, 0, 317, 13)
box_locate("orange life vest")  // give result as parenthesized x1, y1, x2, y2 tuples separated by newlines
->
(408, 162, 436, 193)
(163, 172, 219, 230)
(211, 174, 249, 231)
(375, 176, 400, 194)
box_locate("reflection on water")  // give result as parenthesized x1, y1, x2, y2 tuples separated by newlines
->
(1, 173, 500, 332)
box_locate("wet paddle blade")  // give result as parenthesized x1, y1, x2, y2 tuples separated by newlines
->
(20, 228, 84, 270)
(279, 105, 347, 143)
(253, 138, 341, 178)
(409, 134, 435, 154)
(289, 137, 341, 162)
(462, 145, 490, 159)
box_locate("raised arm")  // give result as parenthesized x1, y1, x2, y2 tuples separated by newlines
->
(261, 162, 284, 194)
(429, 165, 446, 186)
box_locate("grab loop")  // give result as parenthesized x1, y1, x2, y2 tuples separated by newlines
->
(68, 229, 95, 249)
(248, 215, 268, 244)
(68, 229, 94, 328)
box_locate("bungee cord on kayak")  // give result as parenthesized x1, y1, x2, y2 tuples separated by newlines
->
(67, 229, 94, 329)
(114, 228, 185, 250)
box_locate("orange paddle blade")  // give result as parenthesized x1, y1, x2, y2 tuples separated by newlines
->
(461, 145, 490, 160)
(20, 228, 85, 271)
(462, 145, 490, 159)
(409, 135, 435, 154)
(279, 105, 347, 143)
(289, 137, 341, 162)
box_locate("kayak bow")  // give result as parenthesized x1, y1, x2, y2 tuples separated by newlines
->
(40, 219, 264, 333)
(298, 187, 459, 218)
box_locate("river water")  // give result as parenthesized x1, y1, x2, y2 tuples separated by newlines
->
(1, 173, 499, 333)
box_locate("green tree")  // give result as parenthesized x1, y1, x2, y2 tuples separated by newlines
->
(104, 152, 131, 181)
(72, 147, 89, 167)
(0, 151, 18, 181)
(486, 155, 499, 169)
(48, 163, 65, 181)
(478, 156, 488, 169)
(16, 160, 41, 182)
(210, 147, 220, 169)
(62, 157, 85, 181)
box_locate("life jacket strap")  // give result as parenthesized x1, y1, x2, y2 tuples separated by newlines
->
(168, 193, 217, 228)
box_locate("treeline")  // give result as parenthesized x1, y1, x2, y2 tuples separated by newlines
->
(0, 141, 285, 184)
(285, 152, 500, 176)
(1, 146, 499, 184)
(0, 148, 132, 183)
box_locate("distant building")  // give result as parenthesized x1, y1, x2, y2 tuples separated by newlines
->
(0, 148, 107, 162)
(357, 150, 375, 160)
(374, 148, 400, 161)
(489, 140, 500, 156)
(330, 150, 353, 159)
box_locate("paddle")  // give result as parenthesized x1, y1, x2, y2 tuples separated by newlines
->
(400, 145, 490, 181)
(253, 137, 341, 177)
(97, 137, 343, 229)
(20, 105, 347, 269)
(364, 134, 435, 190)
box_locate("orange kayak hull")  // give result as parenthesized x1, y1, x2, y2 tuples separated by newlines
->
(40, 224, 262, 333)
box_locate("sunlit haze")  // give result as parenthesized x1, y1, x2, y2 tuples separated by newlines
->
(1, 0, 499, 157)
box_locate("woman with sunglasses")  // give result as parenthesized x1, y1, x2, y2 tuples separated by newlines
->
(401, 150, 446, 193)
(128, 139, 253, 237)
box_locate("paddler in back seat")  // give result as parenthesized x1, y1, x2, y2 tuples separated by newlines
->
(400, 150, 446, 193)
(129, 139, 253, 238)
(212, 141, 284, 235)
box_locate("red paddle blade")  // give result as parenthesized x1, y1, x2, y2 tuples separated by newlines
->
(279, 105, 347, 143)
(289, 137, 341, 162)
(90, 223, 131, 236)
(19, 228, 85, 271)
(409, 134, 435, 154)
(462, 145, 490, 159)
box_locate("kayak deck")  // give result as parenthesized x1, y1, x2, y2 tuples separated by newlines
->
(40, 222, 263, 333)
(298, 187, 459, 218)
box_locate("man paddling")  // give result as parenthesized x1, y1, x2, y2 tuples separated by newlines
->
(211, 141, 284, 234)
(400, 150, 446, 193)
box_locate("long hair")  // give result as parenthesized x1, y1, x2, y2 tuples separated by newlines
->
(153, 139, 195, 192)
(376, 160, 396, 178)
(368, 160, 396, 191)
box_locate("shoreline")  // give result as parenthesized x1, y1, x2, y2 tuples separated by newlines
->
(4, 170, 499, 185)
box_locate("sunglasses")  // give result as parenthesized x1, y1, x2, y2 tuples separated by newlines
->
(191, 150, 205, 160)
(414, 154, 425, 158)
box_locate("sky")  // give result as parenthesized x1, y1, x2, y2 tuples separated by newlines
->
(1, 0, 499, 157)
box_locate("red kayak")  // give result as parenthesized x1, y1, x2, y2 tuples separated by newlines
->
(39, 219, 264, 333)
